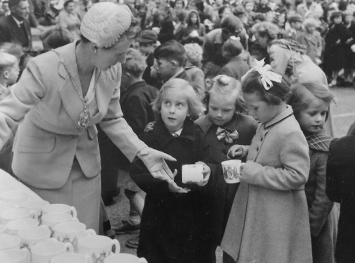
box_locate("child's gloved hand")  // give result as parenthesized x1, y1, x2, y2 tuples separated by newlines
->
(168, 169, 190, 193)
(227, 144, 244, 159)
(196, 162, 210, 187)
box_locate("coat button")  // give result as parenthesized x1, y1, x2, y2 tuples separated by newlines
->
(256, 147, 259, 151)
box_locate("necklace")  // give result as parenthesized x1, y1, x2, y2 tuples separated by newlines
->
(52, 50, 101, 128)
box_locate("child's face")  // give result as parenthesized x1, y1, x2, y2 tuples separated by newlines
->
(245, 3, 254, 12)
(139, 42, 154, 56)
(208, 91, 237, 126)
(160, 88, 189, 133)
(156, 58, 176, 80)
(291, 21, 302, 30)
(297, 95, 329, 134)
(191, 13, 198, 24)
(243, 92, 280, 123)
(6, 64, 20, 85)
(333, 16, 342, 24)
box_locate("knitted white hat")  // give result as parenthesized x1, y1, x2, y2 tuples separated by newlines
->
(80, 3, 132, 48)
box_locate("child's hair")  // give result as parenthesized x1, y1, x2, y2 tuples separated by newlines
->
(122, 48, 147, 77)
(184, 43, 202, 67)
(242, 71, 290, 105)
(222, 37, 243, 57)
(153, 40, 186, 67)
(288, 82, 334, 119)
(0, 52, 18, 75)
(205, 75, 246, 113)
(152, 78, 204, 119)
(176, 10, 187, 23)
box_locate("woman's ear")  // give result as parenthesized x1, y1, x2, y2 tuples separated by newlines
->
(3, 70, 9, 80)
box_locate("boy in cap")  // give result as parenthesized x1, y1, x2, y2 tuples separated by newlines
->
(137, 29, 160, 88)
(286, 14, 303, 40)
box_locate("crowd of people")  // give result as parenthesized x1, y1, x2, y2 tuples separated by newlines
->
(0, 0, 355, 262)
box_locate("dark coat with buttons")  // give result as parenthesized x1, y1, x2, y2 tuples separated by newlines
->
(130, 117, 217, 263)
(326, 134, 355, 263)
(221, 106, 312, 263)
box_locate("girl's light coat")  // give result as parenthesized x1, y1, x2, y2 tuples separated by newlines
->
(221, 106, 312, 263)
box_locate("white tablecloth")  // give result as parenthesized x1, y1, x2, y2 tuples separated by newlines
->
(0, 169, 41, 201)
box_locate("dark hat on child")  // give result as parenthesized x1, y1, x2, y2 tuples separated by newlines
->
(288, 14, 302, 23)
(233, 6, 245, 17)
(136, 30, 158, 43)
(330, 11, 342, 20)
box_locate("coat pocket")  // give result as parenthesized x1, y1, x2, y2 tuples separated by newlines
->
(16, 135, 56, 153)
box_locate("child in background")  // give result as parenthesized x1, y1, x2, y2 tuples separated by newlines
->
(220, 37, 250, 81)
(288, 82, 338, 263)
(0, 52, 19, 175)
(130, 78, 217, 263)
(195, 74, 257, 263)
(0, 52, 19, 99)
(221, 63, 312, 263)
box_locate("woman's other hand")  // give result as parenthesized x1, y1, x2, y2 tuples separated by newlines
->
(168, 169, 190, 193)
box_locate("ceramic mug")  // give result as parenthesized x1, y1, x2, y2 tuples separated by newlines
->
(104, 253, 148, 263)
(0, 191, 29, 206)
(42, 204, 77, 218)
(0, 248, 30, 263)
(41, 213, 79, 234)
(78, 235, 120, 263)
(31, 238, 74, 263)
(6, 218, 39, 236)
(221, 160, 242, 184)
(21, 200, 50, 219)
(50, 252, 92, 263)
(18, 225, 51, 249)
(0, 207, 38, 224)
(0, 234, 21, 251)
(53, 221, 96, 251)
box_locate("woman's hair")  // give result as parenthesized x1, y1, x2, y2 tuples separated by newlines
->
(184, 43, 202, 66)
(252, 21, 279, 40)
(204, 75, 246, 113)
(288, 82, 334, 119)
(152, 78, 204, 119)
(64, 0, 73, 8)
(303, 18, 320, 28)
(242, 71, 290, 105)
(222, 37, 243, 57)
(0, 52, 18, 75)
(186, 9, 200, 27)
(122, 48, 147, 77)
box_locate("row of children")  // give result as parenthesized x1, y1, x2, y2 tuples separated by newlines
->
(123, 52, 341, 262)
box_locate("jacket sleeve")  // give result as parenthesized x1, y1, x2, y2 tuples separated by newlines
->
(99, 66, 147, 162)
(309, 152, 334, 237)
(242, 129, 310, 190)
(326, 138, 343, 203)
(269, 44, 290, 76)
(0, 59, 45, 149)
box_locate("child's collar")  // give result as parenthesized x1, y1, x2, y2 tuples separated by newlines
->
(264, 105, 293, 129)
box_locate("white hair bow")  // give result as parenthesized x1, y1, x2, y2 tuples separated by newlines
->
(242, 59, 282, 90)
(230, 36, 240, 41)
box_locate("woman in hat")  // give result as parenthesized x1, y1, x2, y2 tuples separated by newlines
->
(0, 2, 181, 233)
(323, 11, 353, 86)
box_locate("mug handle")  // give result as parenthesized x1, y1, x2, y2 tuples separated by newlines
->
(111, 239, 120, 254)
(21, 247, 31, 263)
(71, 217, 79, 222)
(84, 229, 96, 236)
(70, 206, 77, 218)
(138, 258, 148, 263)
(63, 241, 74, 252)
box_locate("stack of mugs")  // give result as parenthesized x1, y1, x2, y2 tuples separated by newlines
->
(0, 190, 146, 263)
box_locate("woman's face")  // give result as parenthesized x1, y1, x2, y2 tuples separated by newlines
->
(221, 8, 232, 19)
(66, 2, 75, 13)
(254, 32, 269, 48)
(191, 13, 198, 24)
(95, 36, 133, 71)
(175, 0, 183, 9)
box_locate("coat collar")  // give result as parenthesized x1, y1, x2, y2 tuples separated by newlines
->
(54, 41, 116, 127)
(154, 117, 197, 148)
(264, 105, 293, 129)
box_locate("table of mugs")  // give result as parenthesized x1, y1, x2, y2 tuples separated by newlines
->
(0, 169, 147, 263)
